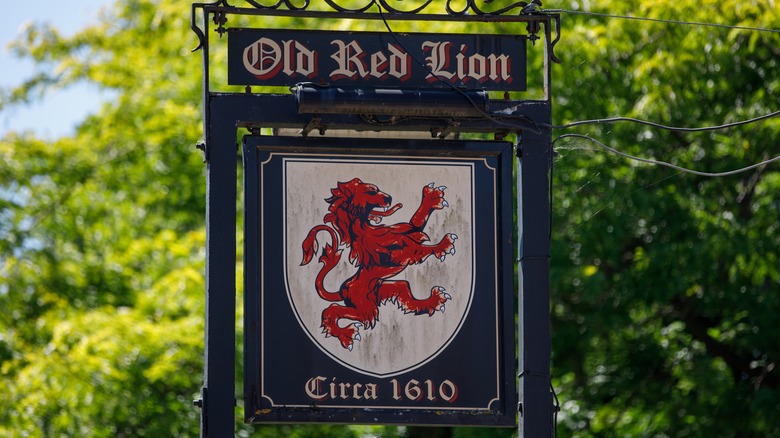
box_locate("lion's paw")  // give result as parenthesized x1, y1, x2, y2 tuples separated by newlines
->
(339, 327, 361, 351)
(423, 182, 449, 210)
(322, 318, 363, 351)
(435, 233, 458, 261)
(426, 286, 452, 316)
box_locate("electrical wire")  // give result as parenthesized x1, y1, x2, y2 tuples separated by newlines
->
(366, 0, 779, 179)
(551, 110, 780, 131)
(540, 9, 780, 133)
(371, 0, 544, 134)
(551, 379, 560, 438)
(545, 9, 780, 35)
(539, 11, 780, 178)
(553, 133, 780, 177)
(370, 3, 780, 138)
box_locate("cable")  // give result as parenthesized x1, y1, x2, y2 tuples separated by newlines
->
(545, 9, 780, 35)
(550, 380, 560, 438)
(552, 110, 780, 131)
(366, 1, 778, 141)
(371, 0, 544, 134)
(553, 133, 780, 177)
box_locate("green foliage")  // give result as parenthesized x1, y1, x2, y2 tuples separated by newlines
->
(1, 0, 778, 437)
(0, 0, 207, 435)
(551, 0, 780, 436)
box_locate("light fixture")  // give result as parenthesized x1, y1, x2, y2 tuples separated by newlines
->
(292, 85, 488, 118)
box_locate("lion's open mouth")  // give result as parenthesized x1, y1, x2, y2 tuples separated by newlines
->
(368, 203, 402, 223)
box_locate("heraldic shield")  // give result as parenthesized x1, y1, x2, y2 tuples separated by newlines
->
(244, 136, 516, 425)
(286, 158, 475, 378)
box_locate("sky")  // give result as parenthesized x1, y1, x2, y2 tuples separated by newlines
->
(0, 0, 112, 139)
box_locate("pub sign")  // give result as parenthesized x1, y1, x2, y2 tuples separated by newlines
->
(228, 29, 527, 91)
(243, 136, 517, 425)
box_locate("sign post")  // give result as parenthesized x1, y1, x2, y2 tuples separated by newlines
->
(519, 125, 554, 436)
(192, 2, 560, 436)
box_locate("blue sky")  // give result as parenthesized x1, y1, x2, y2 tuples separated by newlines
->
(0, 0, 111, 139)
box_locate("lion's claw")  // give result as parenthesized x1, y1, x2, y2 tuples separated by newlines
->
(422, 182, 449, 210)
(443, 292, 452, 300)
(440, 305, 446, 313)
(354, 333, 361, 342)
(450, 233, 458, 240)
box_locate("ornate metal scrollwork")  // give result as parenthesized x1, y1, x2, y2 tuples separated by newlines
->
(243, 0, 310, 10)
(323, 0, 378, 13)
(445, 0, 532, 16)
(191, 0, 560, 62)
(228, 0, 538, 15)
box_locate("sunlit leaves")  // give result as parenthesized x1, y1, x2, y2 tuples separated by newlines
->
(0, 0, 209, 435)
(1, 0, 779, 436)
(552, 0, 780, 435)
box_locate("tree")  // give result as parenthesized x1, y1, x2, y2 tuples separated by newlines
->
(549, 0, 780, 436)
(0, 0, 208, 435)
(1, 0, 778, 437)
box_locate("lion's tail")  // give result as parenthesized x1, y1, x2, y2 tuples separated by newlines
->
(301, 225, 343, 302)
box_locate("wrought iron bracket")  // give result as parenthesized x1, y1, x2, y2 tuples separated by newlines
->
(300, 116, 324, 137)
(191, 1, 234, 51)
(195, 140, 208, 162)
(435, 120, 461, 139)
(213, 9, 228, 36)
(191, 1, 562, 64)
(549, 13, 563, 63)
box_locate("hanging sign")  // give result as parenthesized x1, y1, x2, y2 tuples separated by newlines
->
(242, 135, 516, 426)
(228, 29, 527, 91)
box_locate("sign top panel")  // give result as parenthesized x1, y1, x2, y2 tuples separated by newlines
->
(228, 29, 527, 91)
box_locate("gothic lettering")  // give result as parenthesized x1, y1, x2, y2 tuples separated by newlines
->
(423, 41, 512, 85)
(241, 36, 515, 85)
(305, 376, 458, 403)
(243, 37, 317, 80)
(330, 40, 369, 80)
(305, 376, 379, 401)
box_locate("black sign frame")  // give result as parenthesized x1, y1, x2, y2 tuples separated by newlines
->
(193, 3, 559, 436)
(243, 135, 516, 426)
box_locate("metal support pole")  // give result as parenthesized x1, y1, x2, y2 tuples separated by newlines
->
(200, 97, 237, 437)
(195, 7, 238, 436)
(518, 121, 553, 437)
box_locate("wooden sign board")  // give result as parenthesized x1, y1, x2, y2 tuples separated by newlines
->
(228, 29, 527, 91)
(242, 135, 516, 426)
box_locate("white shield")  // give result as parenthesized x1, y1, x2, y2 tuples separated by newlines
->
(284, 157, 475, 378)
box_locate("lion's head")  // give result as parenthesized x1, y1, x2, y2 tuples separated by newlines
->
(322, 178, 403, 265)
(324, 178, 403, 225)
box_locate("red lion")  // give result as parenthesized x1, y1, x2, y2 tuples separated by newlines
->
(300, 178, 457, 351)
